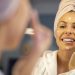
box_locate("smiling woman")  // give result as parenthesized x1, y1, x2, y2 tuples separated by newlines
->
(12, 0, 75, 75)
(56, 11, 75, 50)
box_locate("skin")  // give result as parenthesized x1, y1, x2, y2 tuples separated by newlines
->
(55, 12, 75, 74)
(4, 0, 31, 50)
(0, 0, 31, 55)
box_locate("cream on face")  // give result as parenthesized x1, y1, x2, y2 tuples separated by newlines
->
(55, 12, 75, 50)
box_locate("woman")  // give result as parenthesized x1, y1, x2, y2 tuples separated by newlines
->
(0, 0, 50, 74)
(12, 0, 75, 75)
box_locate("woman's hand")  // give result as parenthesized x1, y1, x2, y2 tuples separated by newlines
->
(31, 10, 52, 53)
(12, 10, 52, 75)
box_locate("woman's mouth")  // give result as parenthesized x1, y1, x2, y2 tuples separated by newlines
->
(61, 38, 75, 43)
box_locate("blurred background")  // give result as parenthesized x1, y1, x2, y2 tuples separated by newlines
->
(1, 0, 60, 75)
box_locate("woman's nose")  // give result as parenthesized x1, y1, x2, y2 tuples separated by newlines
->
(65, 28, 73, 35)
(65, 31, 72, 35)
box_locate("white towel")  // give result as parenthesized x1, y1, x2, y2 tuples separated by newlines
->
(31, 50, 75, 75)
(31, 51, 58, 75)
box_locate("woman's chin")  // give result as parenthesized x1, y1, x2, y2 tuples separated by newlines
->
(64, 46, 75, 50)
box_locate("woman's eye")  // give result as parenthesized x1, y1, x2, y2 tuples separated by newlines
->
(58, 22, 66, 29)
(59, 25, 66, 28)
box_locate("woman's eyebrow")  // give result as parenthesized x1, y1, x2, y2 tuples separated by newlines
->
(57, 21, 66, 26)
(59, 21, 66, 23)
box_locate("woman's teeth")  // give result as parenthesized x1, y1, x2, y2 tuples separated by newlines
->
(63, 39, 75, 42)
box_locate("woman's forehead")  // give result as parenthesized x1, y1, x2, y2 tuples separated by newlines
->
(59, 12, 75, 23)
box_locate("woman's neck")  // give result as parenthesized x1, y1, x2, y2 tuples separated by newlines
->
(57, 49, 75, 65)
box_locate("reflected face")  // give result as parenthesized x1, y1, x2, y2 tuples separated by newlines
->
(0, 0, 31, 52)
(55, 12, 75, 50)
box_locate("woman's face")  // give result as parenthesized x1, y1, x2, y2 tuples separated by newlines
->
(55, 12, 75, 50)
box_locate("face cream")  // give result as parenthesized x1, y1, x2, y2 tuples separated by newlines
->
(25, 28, 34, 35)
